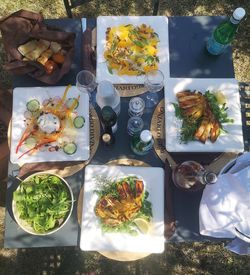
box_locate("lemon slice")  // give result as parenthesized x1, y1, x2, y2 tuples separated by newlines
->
(214, 91, 226, 105)
(133, 218, 150, 234)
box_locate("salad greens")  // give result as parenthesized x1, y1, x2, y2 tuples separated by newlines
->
(13, 174, 72, 233)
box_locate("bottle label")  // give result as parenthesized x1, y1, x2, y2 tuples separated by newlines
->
(141, 141, 153, 152)
(131, 138, 154, 155)
(206, 36, 228, 55)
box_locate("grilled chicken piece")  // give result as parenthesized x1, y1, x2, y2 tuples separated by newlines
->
(210, 120, 220, 142)
(176, 90, 221, 143)
(95, 179, 144, 227)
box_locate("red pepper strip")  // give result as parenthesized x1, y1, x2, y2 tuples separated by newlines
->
(17, 138, 57, 160)
(16, 128, 36, 154)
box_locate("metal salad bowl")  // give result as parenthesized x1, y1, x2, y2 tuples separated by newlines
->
(12, 172, 74, 236)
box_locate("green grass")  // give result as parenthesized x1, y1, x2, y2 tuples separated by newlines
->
(0, 1, 250, 274)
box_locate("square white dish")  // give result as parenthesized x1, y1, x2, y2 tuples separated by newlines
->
(164, 78, 244, 152)
(96, 16, 169, 84)
(10, 86, 89, 164)
(80, 165, 165, 253)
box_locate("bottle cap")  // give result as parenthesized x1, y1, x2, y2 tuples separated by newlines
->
(140, 130, 152, 143)
(204, 172, 217, 184)
(233, 7, 246, 21)
(102, 133, 111, 143)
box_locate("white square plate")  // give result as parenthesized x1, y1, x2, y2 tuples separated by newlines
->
(96, 16, 169, 84)
(80, 165, 165, 253)
(164, 78, 244, 152)
(10, 86, 89, 164)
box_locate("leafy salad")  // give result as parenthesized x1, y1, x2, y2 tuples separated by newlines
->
(13, 174, 73, 234)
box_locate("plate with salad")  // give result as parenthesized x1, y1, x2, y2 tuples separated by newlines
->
(10, 85, 89, 164)
(96, 16, 169, 84)
(164, 78, 244, 152)
(80, 165, 165, 253)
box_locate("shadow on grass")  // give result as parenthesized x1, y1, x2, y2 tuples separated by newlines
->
(0, 242, 248, 275)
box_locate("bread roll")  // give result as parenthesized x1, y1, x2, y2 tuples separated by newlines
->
(18, 40, 38, 56)
(37, 49, 53, 65)
(25, 40, 50, 61)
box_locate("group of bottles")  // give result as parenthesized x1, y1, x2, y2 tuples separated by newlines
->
(206, 7, 246, 55)
(97, 80, 154, 155)
(96, 80, 120, 146)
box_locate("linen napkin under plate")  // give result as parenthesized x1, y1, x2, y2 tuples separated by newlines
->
(199, 153, 250, 255)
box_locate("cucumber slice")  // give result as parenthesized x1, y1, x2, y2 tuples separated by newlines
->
(73, 116, 85, 128)
(63, 142, 77, 155)
(66, 98, 79, 109)
(24, 137, 37, 148)
(26, 99, 40, 112)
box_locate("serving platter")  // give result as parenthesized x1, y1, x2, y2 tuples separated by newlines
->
(80, 165, 165, 253)
(164, 78, 244, 152)
(96, 16, 169, 84)
(10, 86, 89, 164)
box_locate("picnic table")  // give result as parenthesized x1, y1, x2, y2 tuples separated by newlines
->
(4, 15, 249, 260)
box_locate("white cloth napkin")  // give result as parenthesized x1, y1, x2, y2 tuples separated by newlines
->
(199, 152, 250, 255)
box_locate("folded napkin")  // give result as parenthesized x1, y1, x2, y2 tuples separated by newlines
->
(199, 152, 250, 255)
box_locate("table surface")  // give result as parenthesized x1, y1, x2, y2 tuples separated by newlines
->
(5, 16, 238, 248)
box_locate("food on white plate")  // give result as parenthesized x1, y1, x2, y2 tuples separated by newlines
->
(173, 90, 234, 144)
(37, 113, 60, 134)
(15, 85, 85, 159)
(94, 175, 152, 235)
(104, 24, 160, 76)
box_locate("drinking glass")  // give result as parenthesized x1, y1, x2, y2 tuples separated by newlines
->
(172, 161, 217, 192)
(128, 97, 145, 117)
(127, 116, 144, 136)
(76, 70, 97, 103)
(144, 70, 164, 108)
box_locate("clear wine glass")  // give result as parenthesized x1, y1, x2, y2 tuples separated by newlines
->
(76, 70, 97, 104)
(144, 69, 164, 108)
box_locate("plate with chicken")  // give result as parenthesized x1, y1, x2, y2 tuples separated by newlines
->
(80, 165, 165, 253)
(164, 78, 244, 152)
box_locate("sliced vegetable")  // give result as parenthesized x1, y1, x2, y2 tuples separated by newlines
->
(26, 99, 40, 112)
(73, 116, 85, 128)
(63, 142, 77, 155)
(66, 98, 79, 109)
(24, 137, 37, 148)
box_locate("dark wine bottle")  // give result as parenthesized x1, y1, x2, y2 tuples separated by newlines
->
(100, 106, 118, 133)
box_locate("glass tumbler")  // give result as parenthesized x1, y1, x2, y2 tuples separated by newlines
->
(128, 97, 145, 117)
(76, 70, 97, 102)
(127, 116, 144, 136)
(144, 69, 164, 108)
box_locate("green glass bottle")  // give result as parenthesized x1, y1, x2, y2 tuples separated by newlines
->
(206, 7, 246, 55)
(131, 130, 154, 156)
